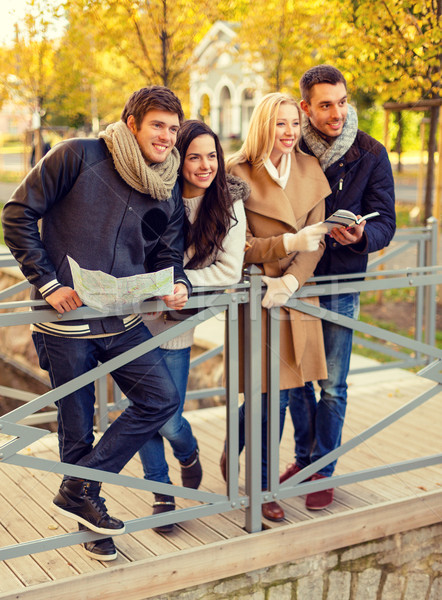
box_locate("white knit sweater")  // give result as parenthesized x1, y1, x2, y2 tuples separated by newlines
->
(143, 194, 246, 349)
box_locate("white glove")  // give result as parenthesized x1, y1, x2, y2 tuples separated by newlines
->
(261, 274, 299, 309)
(285, 223, 328, 253)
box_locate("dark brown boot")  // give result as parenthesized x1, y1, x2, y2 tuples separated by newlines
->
(152, 493, 176, 533)
(180, 447, 202, 489)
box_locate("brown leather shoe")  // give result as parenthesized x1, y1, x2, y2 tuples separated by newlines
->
(262, 500, 285, 521)
(280, 462, 302, 483)
(280, 462, 313, 484)
(305, 473, 334, 510)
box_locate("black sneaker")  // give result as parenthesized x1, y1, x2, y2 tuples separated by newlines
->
(79, 523, 117, 561)
(152, 493, 175, 533)
(180, 447, 203, 489)
(53, 478, 125, 535)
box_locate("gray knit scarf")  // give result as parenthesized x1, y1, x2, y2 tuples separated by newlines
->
(99, 120, 180, 200)
(301, 104, 358, 172)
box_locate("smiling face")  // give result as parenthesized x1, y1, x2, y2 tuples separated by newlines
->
(127, 109, 180, 164)
(300, 82, 348, 139)
(269, 103, 300, 168)
(181, 134, 218, 198)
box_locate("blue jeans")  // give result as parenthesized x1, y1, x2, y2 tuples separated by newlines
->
(288, 293, 360, 477)
(32, 324, 180, 475)
(238, 390, 290, 489)
(138, 346, 197, 484)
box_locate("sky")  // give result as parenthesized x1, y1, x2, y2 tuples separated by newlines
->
(0, 0, 29, 44)
(0, 0, 64, 45)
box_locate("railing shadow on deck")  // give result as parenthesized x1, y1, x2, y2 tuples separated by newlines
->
(0, 219, 441, 560)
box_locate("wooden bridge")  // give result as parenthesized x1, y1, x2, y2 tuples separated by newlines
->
(0, 355, 440, 600)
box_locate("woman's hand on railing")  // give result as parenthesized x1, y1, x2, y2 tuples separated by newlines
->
(261, 274, 299, 309)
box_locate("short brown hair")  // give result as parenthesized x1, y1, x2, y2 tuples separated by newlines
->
(300, 65, 347, 104)
(121, 86, 184, 127)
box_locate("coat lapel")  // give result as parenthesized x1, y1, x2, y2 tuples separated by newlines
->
(232, 154, 330, 233)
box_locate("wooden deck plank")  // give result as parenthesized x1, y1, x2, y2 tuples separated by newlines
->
(1, 491, 440, 600)
(36, 435, 226, 555)
(0, 520, 51, 588)
(0, 484, 85, 581)
(0, 562, 24, 594)
(8, 444, 166, 564)
(0, 463, 113, 571)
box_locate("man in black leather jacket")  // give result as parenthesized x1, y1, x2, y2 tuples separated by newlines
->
(2, 86, 191, 560)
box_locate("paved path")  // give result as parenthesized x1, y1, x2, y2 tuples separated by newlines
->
(0, 181, 20, 202)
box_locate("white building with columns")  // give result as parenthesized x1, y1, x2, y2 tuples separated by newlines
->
(189, 21, 266, 140)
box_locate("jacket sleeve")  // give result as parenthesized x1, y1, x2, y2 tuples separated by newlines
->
(244, 229, 289, 264)
(350, 146, 396, 255)
(149, 183, 192, 294)
(282, 199, 326, 288)
(244, 201, 326, 288)
(1, 142, 83, 292)
(186, 199, 246, 288)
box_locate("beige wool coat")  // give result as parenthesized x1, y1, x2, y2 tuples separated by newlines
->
(230, 152, 331, 392)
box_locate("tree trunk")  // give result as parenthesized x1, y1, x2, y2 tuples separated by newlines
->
(424, 106, 439, 221)
(394, 112, 403, 174)
(161, 0, 168, 87)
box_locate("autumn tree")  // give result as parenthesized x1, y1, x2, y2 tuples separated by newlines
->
(336, 0, 441, 218)
(235, 0, 340, 94)
(0, 2, 61, 125)
(64, 0, 224, 103)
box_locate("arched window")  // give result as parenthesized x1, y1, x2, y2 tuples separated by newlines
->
(198, 94, 211, 126)
(219, 86, 232, 139)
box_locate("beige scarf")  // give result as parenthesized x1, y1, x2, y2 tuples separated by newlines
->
(99, 120, 180, 201)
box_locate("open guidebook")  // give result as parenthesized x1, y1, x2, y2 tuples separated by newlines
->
(323, 209, 380, 232)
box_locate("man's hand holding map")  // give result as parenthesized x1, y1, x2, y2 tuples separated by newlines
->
(67, 256, 173, 313)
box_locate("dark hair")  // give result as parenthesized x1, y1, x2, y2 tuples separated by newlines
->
(121, 85, 184, 127)
(176, 120, 235, 269)
(300, 65, 347, 103)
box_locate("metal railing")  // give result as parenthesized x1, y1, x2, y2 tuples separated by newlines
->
(0, 220, 441, 559)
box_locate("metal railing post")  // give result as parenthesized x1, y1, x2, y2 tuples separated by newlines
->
(266, 306, 281, 497)
(425, 217, 438, 349)
(244, 266, 263, 533)
(94, 375, 109, 432)
(415, 230, 426, 360)
(225, 292, 240, 502)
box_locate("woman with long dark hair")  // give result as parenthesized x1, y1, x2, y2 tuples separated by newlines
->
(139, 120, 248, 532)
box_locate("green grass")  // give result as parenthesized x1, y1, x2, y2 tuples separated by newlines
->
(0, 171, 24, 183)
(354, 311, 441, 370)
(354, 314, 413, 365)
(0, 145, 25, 154)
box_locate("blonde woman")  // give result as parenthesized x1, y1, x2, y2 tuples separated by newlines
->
(222, 92, 330, 521)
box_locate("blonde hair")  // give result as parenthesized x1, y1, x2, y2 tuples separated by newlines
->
(227, 92, 302, 170)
